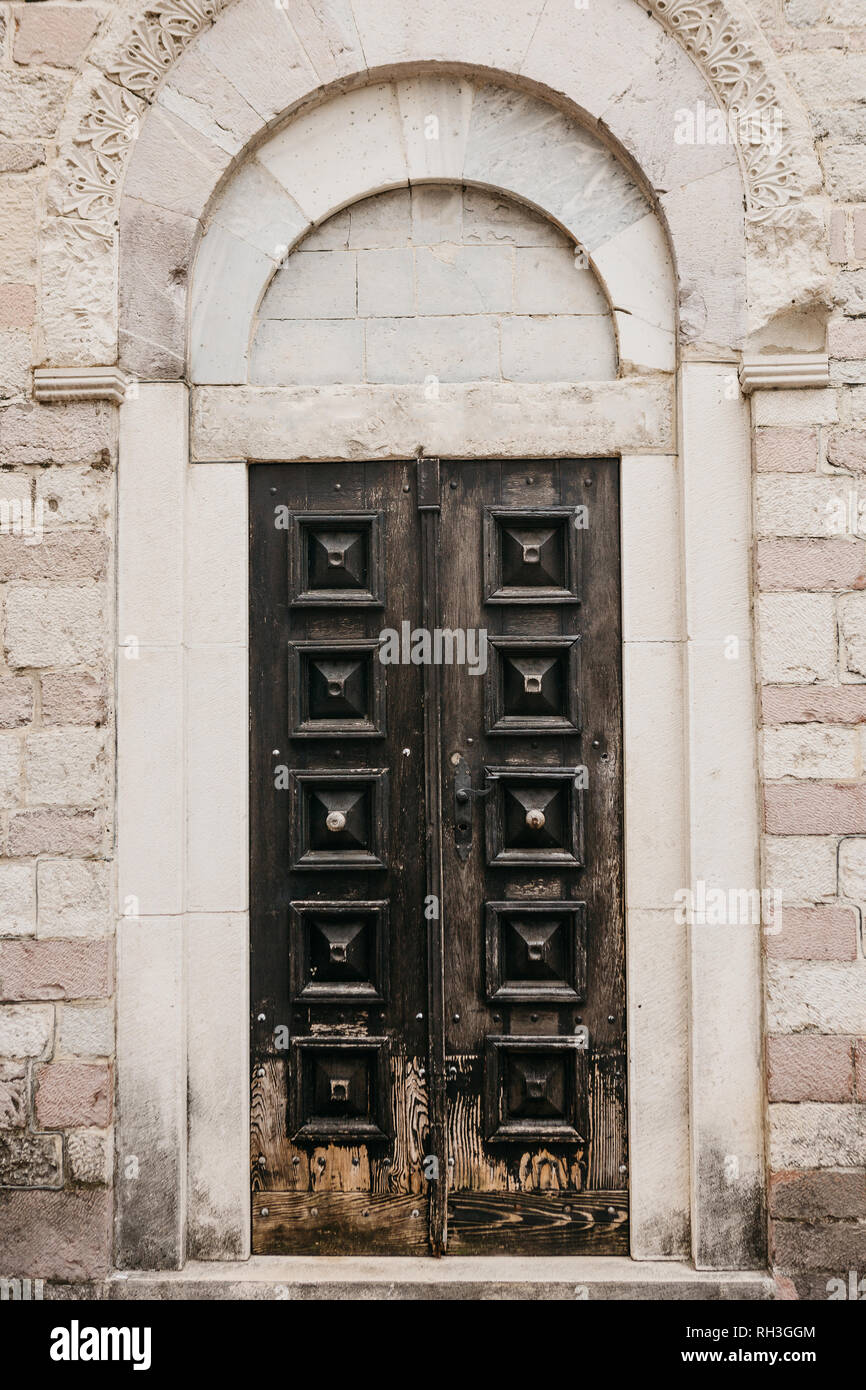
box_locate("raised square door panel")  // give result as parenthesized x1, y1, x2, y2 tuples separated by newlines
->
(289, 769, 388, 869)
(484, 766, 584, 867)
(288, 639, 386, 738)
(289, 900, 389, 1003)
(289, 511, 383, 606)
(483, 506, 580, 604)
(485, 636, 581, 735)
(290, 1037, 391, 1143)
(483, 1036, 589, 1144)
(485, 900, 586, 1002)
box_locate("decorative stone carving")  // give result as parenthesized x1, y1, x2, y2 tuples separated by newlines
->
(43, 0, 831, 363)
(39, 217, 117, 365)
(738, 353, 830, 393)
(33, 366, 130, 404)
(108, 0, 232, 102)
(643, 0, 811, 224)
(55, 0, 815, 231)
(64, 81, 145, 223)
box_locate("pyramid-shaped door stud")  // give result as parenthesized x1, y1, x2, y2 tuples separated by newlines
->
(486, 637, 580, 734)
(290, 771, 388, 869)
(484, 767, 584, 866)
(289, 512, 383, 606)
(483, 508, 580, 604)
(289, 640, 386, 737)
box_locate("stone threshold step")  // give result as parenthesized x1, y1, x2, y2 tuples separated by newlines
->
(52, 1257, 778, 1301)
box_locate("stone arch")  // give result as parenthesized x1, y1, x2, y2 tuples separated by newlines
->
(183, 78, 675, 386)
(41, 0, 831, 368)
(97, 0, 794, 1282)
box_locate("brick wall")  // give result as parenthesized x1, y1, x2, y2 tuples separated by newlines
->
(0, 399, 114, 1278)
(0, 0, 115, 1280)
(756, 0, 866, 1298)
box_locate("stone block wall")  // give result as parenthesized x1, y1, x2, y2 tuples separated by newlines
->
(0, 404, 114, 1277)
(754, 0, 866, 1299)
(0, 0, 864, 1292)
(251, 186, 616, 386)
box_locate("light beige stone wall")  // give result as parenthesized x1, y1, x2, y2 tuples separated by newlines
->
(0, 0, 864, 1292)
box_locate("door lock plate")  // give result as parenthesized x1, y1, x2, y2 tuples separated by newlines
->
(454, 755, 473, 861)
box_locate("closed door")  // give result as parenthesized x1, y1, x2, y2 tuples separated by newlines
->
(250, 457, 626, 1256)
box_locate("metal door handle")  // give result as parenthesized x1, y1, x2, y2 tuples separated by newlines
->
(453, 755, 493, 861)
(456, 785, 492, 803)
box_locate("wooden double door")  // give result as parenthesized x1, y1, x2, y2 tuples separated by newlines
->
(250, 457, 626, 1256)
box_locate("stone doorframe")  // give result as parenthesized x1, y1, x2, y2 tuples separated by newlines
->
(115, 360, 762, 1272)
(57, 0, 833, 1277)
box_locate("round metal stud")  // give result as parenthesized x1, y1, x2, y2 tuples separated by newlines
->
(325, 810, 347, 832)
(525, 808, 545, 830)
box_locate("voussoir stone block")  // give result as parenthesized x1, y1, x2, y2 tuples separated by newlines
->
(187, 0, 319, 125)
(463, 85, 649, 254)
(123, 104, 231, 223)
(350, 0, 547, 72)
(207, 159, 309, 262)
(119, 197, 198, 379)
(191, 224, 276, 384)
(396, 76, 474, 182)
(660, 163, 747, 353)
(257, 84, 411, 226)
(157, 47, 263, 158)
(519, 0, 664, 124)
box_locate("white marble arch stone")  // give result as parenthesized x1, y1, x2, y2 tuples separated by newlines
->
(248, 186, 618, 389)
(187, 79, 678, 386)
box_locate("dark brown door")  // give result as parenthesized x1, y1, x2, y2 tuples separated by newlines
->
(250, 458, 626, 1256)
